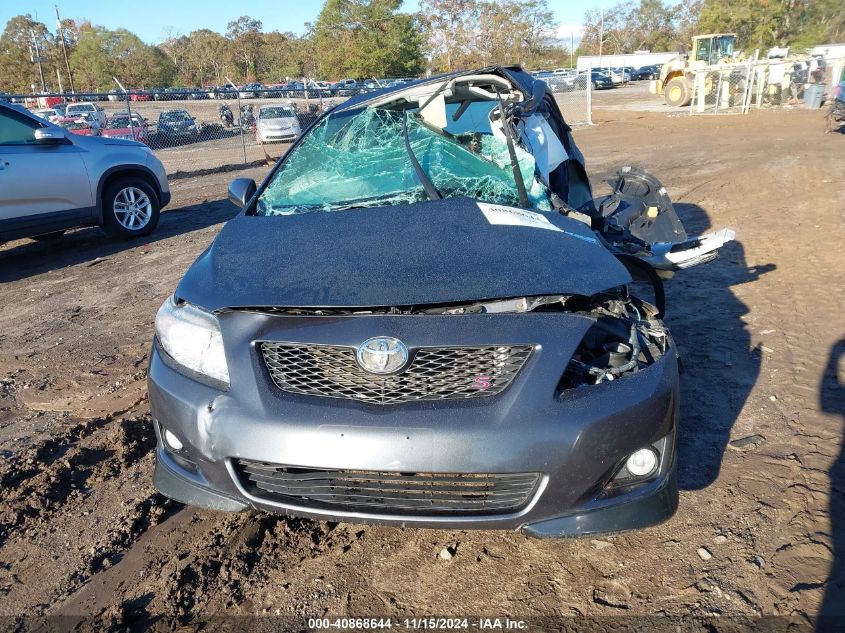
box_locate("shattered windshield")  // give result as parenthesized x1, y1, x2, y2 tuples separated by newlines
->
(260, 107, 296, 119)
(256, 106, 551, 216)
(161, 111, 191, 121)
(106, 117, 134, 129)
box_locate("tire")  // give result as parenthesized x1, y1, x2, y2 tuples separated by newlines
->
(665, 77, 691, 107)
(32, 231, 65, 241)
(101, 178, 160, 239)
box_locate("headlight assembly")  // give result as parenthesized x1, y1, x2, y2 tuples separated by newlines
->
(154, 296, 230, 387)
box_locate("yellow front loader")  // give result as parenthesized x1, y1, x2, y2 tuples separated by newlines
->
(650, 34, 737, 106)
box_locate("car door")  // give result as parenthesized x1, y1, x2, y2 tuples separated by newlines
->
(0, 106, 93, 226)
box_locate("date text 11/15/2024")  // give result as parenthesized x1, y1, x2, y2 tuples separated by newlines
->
(307, 618, 528, 630)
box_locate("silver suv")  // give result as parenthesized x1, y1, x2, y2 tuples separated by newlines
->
(0, 102, 170, 243)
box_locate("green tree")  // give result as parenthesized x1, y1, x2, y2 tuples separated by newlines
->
(313, 0, 423, 79)
(0, 14, 56, 92)
(226, 16, 263, 80)
(422, 0, 562, 72)
(699, 0, 845, 49)
(185, 29, 231, 85)
(259, 31, 302, 81)
(580, 0, 695, 56)
(70, 25, 174, 90)
(419, 0, 479, 71)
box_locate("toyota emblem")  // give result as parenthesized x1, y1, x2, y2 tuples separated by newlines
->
(356, 337, 409, 375)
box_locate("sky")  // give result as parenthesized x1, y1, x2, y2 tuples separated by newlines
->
(1, 0, 613, 44)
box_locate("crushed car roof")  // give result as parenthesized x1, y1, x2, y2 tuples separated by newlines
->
(335, 66, 540, 113)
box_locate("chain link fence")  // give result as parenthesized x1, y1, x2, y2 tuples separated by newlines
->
(688, 56, 845, 115)
(544, 74, 592, 126)
(4, 86, 375, 179)
(688, 63, 755, 115)
(7, 77, 592, 199)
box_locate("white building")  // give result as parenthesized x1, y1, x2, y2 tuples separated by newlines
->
(810, 43, 845, 59)
(576, 51, 678, 71)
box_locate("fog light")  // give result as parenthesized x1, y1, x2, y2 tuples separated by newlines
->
(163, 429, 183, 452)
(626, 447, 658, 477)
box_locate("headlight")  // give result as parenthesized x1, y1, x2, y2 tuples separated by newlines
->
(155, 296, 229, 387)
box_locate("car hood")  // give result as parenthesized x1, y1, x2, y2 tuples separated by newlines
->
(176, 197, 631, 311)
(258, 117, 298, 127)
(63, 130, 145, 148)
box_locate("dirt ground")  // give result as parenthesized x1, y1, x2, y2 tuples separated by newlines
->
(0, 102, 843, 631)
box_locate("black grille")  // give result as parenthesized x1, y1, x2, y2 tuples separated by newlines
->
(236, 461, 541, 516)
(259, 343, 532, 405)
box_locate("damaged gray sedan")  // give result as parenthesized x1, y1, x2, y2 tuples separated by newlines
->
(149, 67, 734, 537)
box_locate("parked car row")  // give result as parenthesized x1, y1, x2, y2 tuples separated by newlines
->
(2, 77, 418, 109)
(539, 69, 615, 92)
(533, 63, 663, 93)
(29, 101, 152, 144)
(28, 98, 318, 149)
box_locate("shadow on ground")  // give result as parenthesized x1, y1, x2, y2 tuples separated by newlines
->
(819, 339, 845, 631)
(0, 198, 238, 284)
(668, 203, 774, 490)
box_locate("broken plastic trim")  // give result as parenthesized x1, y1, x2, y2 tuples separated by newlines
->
(649, 228, 736, 270)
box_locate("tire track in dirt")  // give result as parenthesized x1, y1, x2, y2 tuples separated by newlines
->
(0, 410, 181, 614)
(0, 414, 155, 546)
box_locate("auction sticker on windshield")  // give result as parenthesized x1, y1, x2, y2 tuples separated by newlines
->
(477, 202, 563, 233)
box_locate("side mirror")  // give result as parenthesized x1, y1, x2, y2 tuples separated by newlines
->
(228, 178, 256, 208)
(34, 128, 67, 145)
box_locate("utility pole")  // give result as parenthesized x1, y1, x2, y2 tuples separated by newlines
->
(598, 9, 604, 69)
(29, 31, 46, 92)
(570, 31, 574, 68)
(55, 5, 75, 93)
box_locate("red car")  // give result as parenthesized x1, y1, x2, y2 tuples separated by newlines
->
(101, 112, 150, 144)
(55, 116, 101, 136)
(130, 90, 152, 102)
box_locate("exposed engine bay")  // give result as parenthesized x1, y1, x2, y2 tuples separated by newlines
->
(231, 289, 671, 390)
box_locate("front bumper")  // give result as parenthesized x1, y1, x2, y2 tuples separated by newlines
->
(160, 129, 197, 137)
(149, 312, 680, 537)
(257, 129, 298, 143)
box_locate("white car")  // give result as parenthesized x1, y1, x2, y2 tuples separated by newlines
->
(598, 69, 624, 86)
(33, 108, 62, 122)
(65, 102, 107, 127)
(255, 104, 301, 144)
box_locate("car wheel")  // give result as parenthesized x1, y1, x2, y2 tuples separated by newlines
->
(32, 231, 65, 241)
(102, 178, 160, 238)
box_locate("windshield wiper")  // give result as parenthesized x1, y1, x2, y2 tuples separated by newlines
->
(402, 111, 442, 201)
(495, 91, 530, 209)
